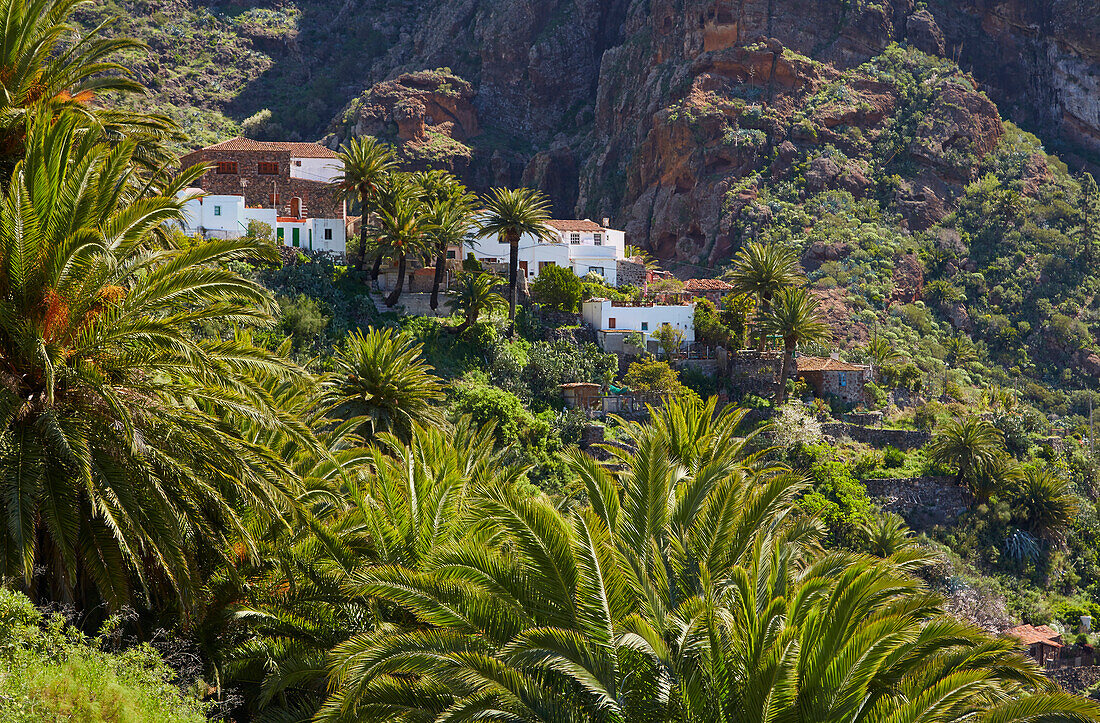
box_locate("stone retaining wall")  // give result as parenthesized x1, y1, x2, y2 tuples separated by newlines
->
(821, 423, 930, 450)
(864, 476, 968, 530)
(1051, 665, 1100, 694)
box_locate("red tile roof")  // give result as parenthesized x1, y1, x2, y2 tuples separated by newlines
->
(199, 137, 339, 158)
(1006, 624, 1063, 647)
(684, 278, 733, 292)
(548, 219, 605, 232)
(796, 356, 867, 372)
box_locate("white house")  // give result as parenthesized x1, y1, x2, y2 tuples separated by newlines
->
(177, 190, 347, 256)
(582, 298, 695, 352)
(463, 219, 627, 285)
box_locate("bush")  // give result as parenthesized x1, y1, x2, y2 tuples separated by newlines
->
(451, 375, 532, 446)
(0, 589, 208, 723)
(623, 359, 692, 399)
(530, 264, 583, 312)
(883, 445, 906, 468)
(278, 293, 330, 345)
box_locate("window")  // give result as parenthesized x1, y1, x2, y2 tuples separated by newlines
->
(258, 161, 279, 175)
(593, 232, 603, 245)
(215, 161, 237, 174)
(324, 228, 333, 240)
(589, 266, 604, 276)
(446, 250, 456, 259)
(641, 322, 648, 331)
(213, 205, 221, 216)
(570, 232, 581, 244)
(839, 372, 847, 387)
(294, 160, 302, 166)
(608, 317, 616, 329)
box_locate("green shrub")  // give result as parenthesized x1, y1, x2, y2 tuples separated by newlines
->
(531, 265, 583, 312)
(883, 445, 906, 468)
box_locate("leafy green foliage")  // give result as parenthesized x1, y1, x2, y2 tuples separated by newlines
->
(530, 263, 584, 312)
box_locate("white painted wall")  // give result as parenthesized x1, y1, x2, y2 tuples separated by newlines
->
(290, 157, 341, 183)
(582, 299, 695, 344)
(177, 191, 345, 255)
(463, 224, 627, 285)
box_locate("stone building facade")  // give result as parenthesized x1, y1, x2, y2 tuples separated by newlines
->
(181, 137, 344, 220)
(796, 355, 873, 405)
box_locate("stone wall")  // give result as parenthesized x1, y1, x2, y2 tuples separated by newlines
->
(863, 476, 968, 530)
(729, 351, 781, 395)
(1051, 665, 1100, 693)
(182, 148, 344, 219)
(616, 258, 646, 288)
(821, 423, 930, 450)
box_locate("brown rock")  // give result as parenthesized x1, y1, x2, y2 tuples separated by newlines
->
(891, 252, 924, 304)
(1083, 353, 1100, 377)
(906, 10, 946, 56)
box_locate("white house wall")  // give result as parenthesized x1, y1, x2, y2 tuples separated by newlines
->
(582, 299, 695, 343)
(463, 226, 627, 285)
(290, 157, 341, 184)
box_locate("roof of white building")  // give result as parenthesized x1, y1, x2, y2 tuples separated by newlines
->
(197, 137, 339, 159)
(548, 219, 606, 232)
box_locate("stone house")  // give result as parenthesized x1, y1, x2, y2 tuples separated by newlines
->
(796, 354, 874, 405)
(179, 138, 347, 253)
(1006, 624, 1064, 666)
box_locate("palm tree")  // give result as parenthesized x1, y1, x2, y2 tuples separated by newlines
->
(926, 416, 1005, 490)
(315, 395, 1096, 723)
(762, 286, 831, 402)
(323, 327, 445, 442)
(0, 112, 309, 612)
(1011, 466, 1078, 543)
(373, 193, 434, 307)
(416, 172, 475, 311)
(944, 331, 978, 366)
(727, 241, 804, 350)
(477, 187, 554, 333)
(447, 272, 506, 334)
(334, 136, 397, 273)
(867, 334, 902, 369)
(0, 0, 175, 175)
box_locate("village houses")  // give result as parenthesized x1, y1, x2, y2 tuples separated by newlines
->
(463, 218, 628, 285)
(582, 297, 695, 354)
(177, 137, 348, 255)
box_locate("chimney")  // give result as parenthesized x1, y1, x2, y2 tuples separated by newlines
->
(830, 352, 840, 360)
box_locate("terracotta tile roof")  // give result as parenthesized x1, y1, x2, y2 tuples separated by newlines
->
(1006, 624, 1063, 646)
(796, 355, 867, 372)
(199, 137, 339, 158)
(548, 219, 604, 232)
(560, 382, 601, 389)
(684, 278, 733, 292)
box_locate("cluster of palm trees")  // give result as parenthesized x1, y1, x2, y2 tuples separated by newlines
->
(0, 3, 1097, 722)
(334, 139, 554, 324)
(728, 242, 831, 401)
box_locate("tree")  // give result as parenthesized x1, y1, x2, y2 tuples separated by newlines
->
(655, 321, 686, 359)
(762, 286, 831, 403)
(373, 192, 433, 307)
(623, 358, 687, 397)
(720, 292, 755, 348)
(323, 327, 445, 442)
(926, 416, 1006, 491)
(334, 136, 397, 273)
(1076, 173, 1099, 264)
(693, 297, 731, 346)
(447, 272, 506, 334)
(477, 187, 554, 334)
(1011, 466, 1078, 544)
(0, 0, 173, 177)
(416, 171, 475, 311)
(316, 396, 1095, 723)
(0, 113, 307, 612)
(530, 263, 583, 312)
(727, 242, 803, 349)
(867, 334, 902, 369)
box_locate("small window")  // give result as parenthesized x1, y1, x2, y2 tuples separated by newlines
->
(324, 228, 333, 240)
(213, 205, 221, 216)
(447, 250, 456, 259)
(839, 372, 847, 387)
(641, 322, 648, 331)
(258, 161, 279, 175)
(215, 161, 237, 174)
(570, 232, 581, 245)
(294, 160, 302, 166)
(608, 317, 616, 329)
(589, 266, 604, 276)
(593, 233, 603, 245)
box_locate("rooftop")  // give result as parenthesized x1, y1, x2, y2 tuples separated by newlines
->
(195, 137, 339, 159)
(1006, 624, 1063, 647)
(684, 278, 734, 292)
(796, 355, 868, 372)
(548, 219, 606, 232)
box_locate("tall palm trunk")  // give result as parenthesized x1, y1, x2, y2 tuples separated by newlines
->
(430, 244, 446, 311)
(355, 190, 369, 272)
(385, 253, 406, 307)
(777, 339, 794, 402)
(756, 296, 771, 351)
(506, 230, 519, 335)
(370, 253, 384, 282)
